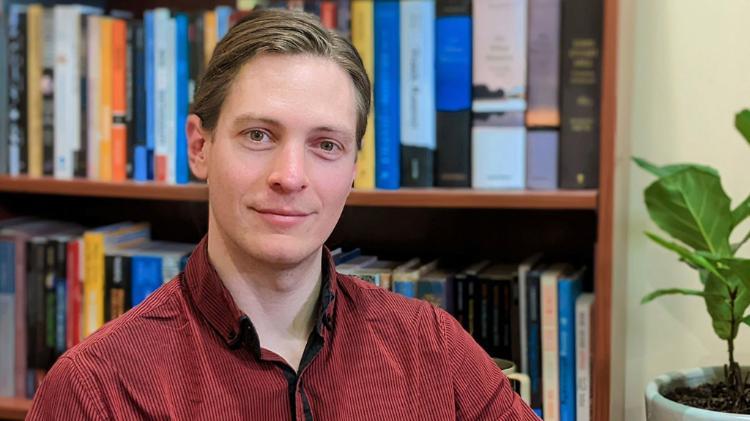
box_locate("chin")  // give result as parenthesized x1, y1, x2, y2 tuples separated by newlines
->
(245, 236, 320, 268)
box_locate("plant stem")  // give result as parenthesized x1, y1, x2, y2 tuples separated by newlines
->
(727, 288, 744, 410)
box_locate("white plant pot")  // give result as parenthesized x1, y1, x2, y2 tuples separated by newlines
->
(645, 366, 750, 420)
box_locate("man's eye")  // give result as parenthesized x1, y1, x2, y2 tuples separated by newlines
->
(246, 130, 268, 142)
(320, 141, 338, 152)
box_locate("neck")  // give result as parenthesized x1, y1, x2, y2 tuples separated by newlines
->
(206, 227, 323, 349)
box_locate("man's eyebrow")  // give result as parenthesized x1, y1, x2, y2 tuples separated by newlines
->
(230, 113, 354, 137)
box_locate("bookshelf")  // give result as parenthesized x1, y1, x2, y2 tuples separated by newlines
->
(0, 0, 619, 419)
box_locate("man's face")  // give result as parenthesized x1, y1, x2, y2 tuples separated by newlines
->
(189, 53, 358, 268)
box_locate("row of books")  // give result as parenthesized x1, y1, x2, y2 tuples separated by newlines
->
(334, 249, 595, 421)
(0, 0, 602, 191)
(0, 217, 193, 399)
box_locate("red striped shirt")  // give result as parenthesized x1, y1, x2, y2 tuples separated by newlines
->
(28, 237, 539, 420)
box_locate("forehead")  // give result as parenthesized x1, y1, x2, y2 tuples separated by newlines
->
(218, 53, 358, 135)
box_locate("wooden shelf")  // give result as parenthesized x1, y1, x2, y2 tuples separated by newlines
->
(0, 397, 31, 420)
(0, 176, 597, 210)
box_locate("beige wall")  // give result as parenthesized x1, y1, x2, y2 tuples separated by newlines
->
(614, 0, 750, 419)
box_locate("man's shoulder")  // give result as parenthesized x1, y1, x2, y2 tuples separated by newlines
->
(63, 276, 189, 363)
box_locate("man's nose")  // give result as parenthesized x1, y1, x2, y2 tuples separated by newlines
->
(266, 141, 308, 192)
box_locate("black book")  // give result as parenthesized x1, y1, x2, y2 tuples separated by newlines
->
(105, 254, 132, 321)
(9, 7, 28, 175)
(125, 20, 136, 179)
(559, 0, 604, 189)
(400, 146, 433, 187)
(526, 264, 547, 410)
(436, 110, 471, 187)
(42, 9, 55, 176)
(0, 0, 8, 174)
(43, 239, 57, 369)
(26, 238, 48, 371)
(436, 0, 471, 16)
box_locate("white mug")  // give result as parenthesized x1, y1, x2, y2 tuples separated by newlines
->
(493, 358, 531, 405)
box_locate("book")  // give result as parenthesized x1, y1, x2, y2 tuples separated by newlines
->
(351, 0, 375, 189)
(373, 0, 400, 190)
(335, 255, 378, 276)
(559, 0, 603, 189)
(86, 15, 101, 179)
(471, 112, 526, 189)
(541, 263, 571, 421)
(99, 16, 114, 181)
(129, 241, 194, 306)
(399, 0, 435, 188)
(526, 0, 561, 127)
(436, 0, 472, 111)
(526, 130, 559, 189)
(477, 263, 517, 358)
(576, 293, 594, 421)
(0, 240, 14, 395)
(472, 0, 528, 113)
(351, 260, 401, 290)
(111, 18, 128, 181)
(0, 0, 8, 175)
(436, 110, 471, 187)
(153, 8, 170, 182)
(66, 238, 83, 350)
(518, 254, 542, 373)
(175, 13, 190, 184)
(454, 260, 490, 334)
(26, 5, 43, 177)
(8, 4, 28, 176)
(417, 268, 454, 311)
(392, 258, 431, 299)
(559, 269, 584, 421)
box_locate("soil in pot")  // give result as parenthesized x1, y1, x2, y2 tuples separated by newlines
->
(664, 380, 750, 414)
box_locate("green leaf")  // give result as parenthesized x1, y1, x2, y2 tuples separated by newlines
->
(732, 194, 750, 230)
(632, 157, 719, 178)
(644, 168, 733, 256)
(641, 288, 720, 304)
(704, 274, 734, 340)
(735, 109, 750, 146)
(742, 314, 750, 327)
(645, 232, 728, 283)
(697, 254, 750, 290)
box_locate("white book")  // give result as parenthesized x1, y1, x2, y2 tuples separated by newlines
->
(471, 124, 527, 189)
(400, 0, 435, 150)
(166, 16, 177, 184)
(576, 293, 595, 421)
(541, 263, 570, 421)
(518, 253, 542, 374)
(53, 5, 78, 179)
(86, 15, 101, 180)
(153, 8, 170, 182)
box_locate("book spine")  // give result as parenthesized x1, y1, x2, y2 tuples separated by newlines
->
(526, 0, 561, 127)
(76, 14, 88, 178)
(479, 277, 489, 353)
(471, 0, 528, 113)
(53, 6, 80, 179)
(490, 279, 501, 357)
(165, 16, 177, 184)
(86, 16, 101, 180)
(454, 274, 465, 329)
(175, 14, 190, 184)
(0, 241, 15, 396)
(215, 5, 232, 40)
(510, 275, 521, 365)
(141, 11, 155, 181)
(527, 271, 543, 410)
(112, 19, 128, 182)
(0, 0, 8, 174)
(435, 6, 471, 111)
(558, 278, 582, 421)
(9, 6, 28, 176)
(471, 114, 526, 189)
(320, 1, 337, 29)
(526, 130, 559, 189)
(373, 0, 400, 190)
(54, 239, 66, 356)
(12, 237, 27, 398)
(467, 274, 476, 337)
(125, 21, 135, 179)
(399, 0, 435, 188)
(393, 274, 417, 299)
(132, 21, 147, 180)
(436, 110, 471, 187)
(99, 17, 113, 181)
(26, 240, 46, 374)
(43, 241, 56, 368)
(541, 269, 561, 421)
(83, 233, 104, 337)
(153, 9, 170, 182)
(26, 6, 43, 177)
(559, 0, 603, 189)
(350, 0, 375, 190)
(65, 239, 78, 349)
(203, 11, 217, 68)
(104, 255, 114, 321)
(131, 256, 162, 306)
(575, 294, 594, 421)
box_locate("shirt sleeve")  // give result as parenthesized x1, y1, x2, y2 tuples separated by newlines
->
(438, 308, 541, 421)
(26, 356, 108, 421)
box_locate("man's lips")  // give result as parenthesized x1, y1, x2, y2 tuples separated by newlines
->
(253, 208, 312, 217)
(251, 207, 313, 228)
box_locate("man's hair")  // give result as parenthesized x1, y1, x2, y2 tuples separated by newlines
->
(191, 8, 370, 149)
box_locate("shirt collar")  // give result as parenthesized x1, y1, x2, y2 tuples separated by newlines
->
(184, 236, 338, 350)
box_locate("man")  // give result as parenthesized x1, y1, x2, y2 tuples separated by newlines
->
(28, 9, 538, 420)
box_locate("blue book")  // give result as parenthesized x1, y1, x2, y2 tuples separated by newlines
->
(215, 6, 233, 40)
(131, 255, 162, 307)
(0, 241, 15, 396)
(435, 16, 472, 111)
(526, 265, 546, 414)
(558, 269, 584, 421)
(175, 13, 190, 184)
(54, 276, 66, 354)
(373, 0, 400, 189)
(143, 10, 155, 181)
(133, 20, 148, 181)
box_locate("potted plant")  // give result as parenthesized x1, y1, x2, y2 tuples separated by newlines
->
(636, 110, 750, 420)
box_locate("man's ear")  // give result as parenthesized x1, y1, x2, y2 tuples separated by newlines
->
(187, 114, 210, 180)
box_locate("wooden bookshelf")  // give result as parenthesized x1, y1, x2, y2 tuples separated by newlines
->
(0, 176, 598, 210)
(0, 397, 31, 420)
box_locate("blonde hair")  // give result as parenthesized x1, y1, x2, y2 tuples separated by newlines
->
(190, 8, 370, 148)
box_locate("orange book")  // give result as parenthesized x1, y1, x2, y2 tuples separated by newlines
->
(26, 6, 43, 177)
(203, 11, 217, 67)
(320, 1, 337, 29)
(111, 19, 127, 181)
(99, 18, 113, 181)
